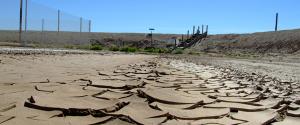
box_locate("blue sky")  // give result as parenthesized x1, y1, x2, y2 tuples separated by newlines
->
(1, 0, 300, 34)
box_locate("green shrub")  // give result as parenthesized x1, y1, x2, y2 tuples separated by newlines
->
(90, 45, 103, 50)
(173, 48, 183, 54)
(144, 47, 169, 53)
(109, 46, 120, 51)
(120, 47, 138, 52)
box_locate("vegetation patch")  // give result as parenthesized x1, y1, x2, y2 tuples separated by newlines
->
(120, 47, 138, 52)
(90, 45, 103, 50)
(109, 46, 120, 51)
(173, 48, 184, 54)
(143, 47, 169, 53)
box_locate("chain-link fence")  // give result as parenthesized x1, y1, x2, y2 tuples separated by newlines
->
(0, 0, 91, 48)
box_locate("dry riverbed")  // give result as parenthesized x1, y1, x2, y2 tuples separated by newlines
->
(0, 50, 299, 125)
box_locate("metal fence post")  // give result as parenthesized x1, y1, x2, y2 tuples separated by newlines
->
(206, 25, 208, 34)
(25, 0, 28, 32)
(80, 17, 82, 32)
(58, 10, 60, 32)
(275, 13, 278, 31)
(202, 25, 204, 34)
(192, 26, 195, 35)
(42, 18, 44, 32)
(89, 20, 91, 32)
(19, 0, 24, 46)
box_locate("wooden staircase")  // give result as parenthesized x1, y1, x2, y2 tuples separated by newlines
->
(178, 32, 207, 49)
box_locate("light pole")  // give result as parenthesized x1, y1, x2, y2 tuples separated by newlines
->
(149, 28, 155, 47)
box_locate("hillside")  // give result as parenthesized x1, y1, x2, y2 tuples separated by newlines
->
(189, 29, 300, 54)
(0, 30, 181, 48)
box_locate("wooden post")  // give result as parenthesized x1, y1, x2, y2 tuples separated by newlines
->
(19, 0, 24, 46)
(57, 10, 60, 32)
(275, 13, 278, 31)
(187, 30, 190, 39)
(181, 34, 184, 42)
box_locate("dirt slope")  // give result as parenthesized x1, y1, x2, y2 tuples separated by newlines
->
(190, 29, 300, 54)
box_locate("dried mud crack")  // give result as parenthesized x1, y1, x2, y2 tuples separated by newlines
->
(0, 54, 299, 124)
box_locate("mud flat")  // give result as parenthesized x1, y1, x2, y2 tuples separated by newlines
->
(0, 51, 299, 124)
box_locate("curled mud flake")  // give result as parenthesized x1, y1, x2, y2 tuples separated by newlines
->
(24, 100, 130, 117)
(31, 79, 50, 83)
(1, 83, 15, 86)
(101, 102, 130, 113)
(98, 72, 110, 76)
(0, 116, 16, 124)
(56, 82, 67, 84)
(27, 96, 36, 103)
(136, 89, 194, 105)
(72, 95, 89, 98)
(34, 85, 55, 93)
(76, 79, 93, 85)
(208, 95, 218, 99)
(149, 112, 228, 121)
(149, 104, 162, 111)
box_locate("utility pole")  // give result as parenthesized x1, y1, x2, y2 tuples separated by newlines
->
(19, 0, 24, 46)
(57, 10, 60, 32)
(89, 20, 91, 32)
(275, 13, 278, 31)
(25, 0, 28, 32)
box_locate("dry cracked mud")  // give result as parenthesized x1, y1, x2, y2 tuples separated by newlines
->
(0, 53, 299, 125)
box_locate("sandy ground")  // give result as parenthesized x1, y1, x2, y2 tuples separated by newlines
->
(0, 51, 300, 125)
